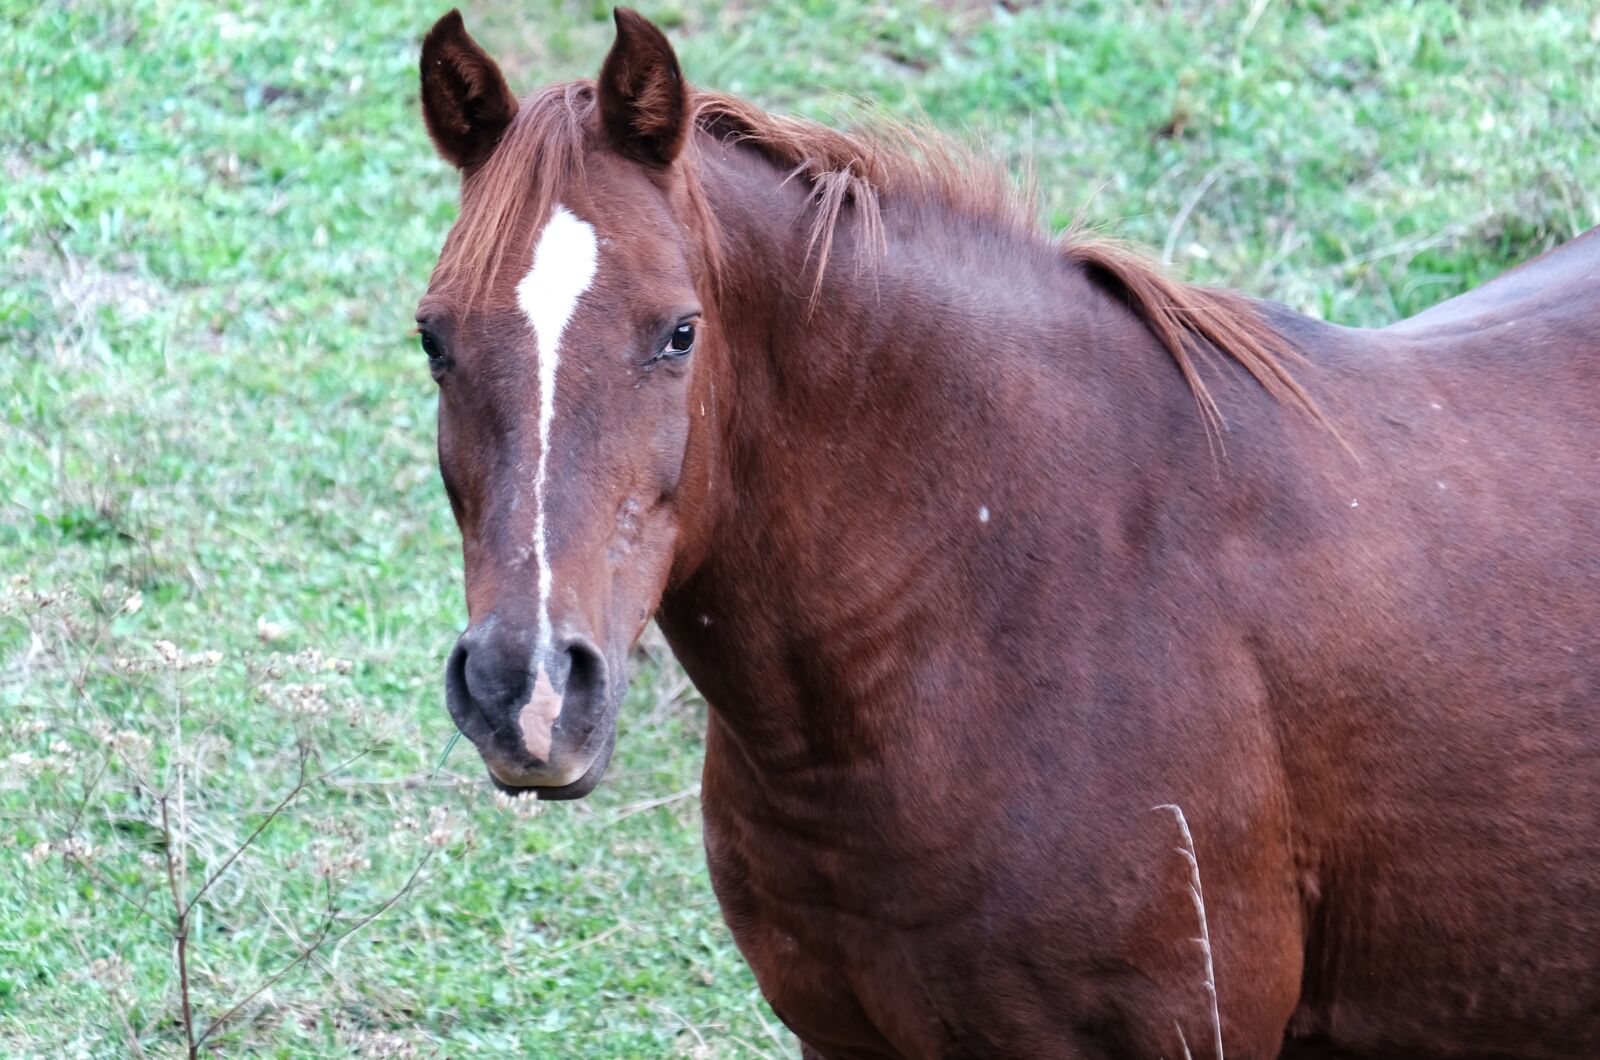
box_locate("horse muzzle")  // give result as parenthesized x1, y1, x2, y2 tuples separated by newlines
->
(444, 613, 619, 799)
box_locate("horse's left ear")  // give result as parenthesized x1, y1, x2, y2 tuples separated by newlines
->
(598, 7, 690, 167)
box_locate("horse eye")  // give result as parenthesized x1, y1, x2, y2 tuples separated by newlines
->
(666, 322, 695, 356)
(419, 330, 445, 364)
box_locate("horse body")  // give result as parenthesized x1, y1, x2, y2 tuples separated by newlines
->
(416, 11, 1600, 1056)
(649, 131, 1600, 1057)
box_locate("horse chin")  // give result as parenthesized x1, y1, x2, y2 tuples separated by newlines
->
(488, 726, 617, 801)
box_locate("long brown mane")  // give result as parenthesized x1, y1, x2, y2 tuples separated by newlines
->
(434, 81, 1319, 430)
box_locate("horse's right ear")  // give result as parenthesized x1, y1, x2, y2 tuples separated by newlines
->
(420, 10, 518, 171)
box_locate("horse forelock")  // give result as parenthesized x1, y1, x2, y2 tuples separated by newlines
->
(430, 77, 1320, 427)
(430, 82, 594, 310)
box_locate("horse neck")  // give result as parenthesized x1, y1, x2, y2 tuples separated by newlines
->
(659, 137, 1203, 786)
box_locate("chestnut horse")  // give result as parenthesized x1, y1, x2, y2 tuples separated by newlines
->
(415, 9, 1600, 1057)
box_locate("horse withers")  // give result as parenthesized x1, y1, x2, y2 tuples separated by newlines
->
(414, 8, 1600, 1057)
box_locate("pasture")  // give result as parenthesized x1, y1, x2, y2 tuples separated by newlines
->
(3, 0, 1596, 1055)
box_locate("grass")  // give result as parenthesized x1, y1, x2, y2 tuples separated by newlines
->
(1, 0, 1594, 1054)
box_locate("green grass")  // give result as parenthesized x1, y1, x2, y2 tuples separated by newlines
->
(1, 0, 1595, 1054)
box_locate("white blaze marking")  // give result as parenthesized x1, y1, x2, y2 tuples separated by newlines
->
(978, 506, 990, 524)
(515, 205, 599, 758)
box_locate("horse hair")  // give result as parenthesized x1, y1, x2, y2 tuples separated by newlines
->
(432, 80, 1322, 431)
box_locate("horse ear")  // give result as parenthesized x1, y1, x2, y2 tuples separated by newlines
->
(420, 10, 518, 171)
(597, 7, 689, 167)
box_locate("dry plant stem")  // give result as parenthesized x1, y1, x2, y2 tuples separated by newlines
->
(184, 744, 311, 916)
(648, 999, 708, 1050)
(1154, 803, 1224, 1060)
(608, 782, 701, 825)
(30, 614, 435, 1055)
(70, 615, 112, 695)
(159, 741, 312, 1057)
(159, 793, 198, 1059)
(750, 999, 794, 1060)
(68, 934, 149, 1060)
(194, 847, 437, 1050)
(66, 856, 164, 923)
(112, 985, 150, 1060)
(65, 750, 111, 836)
(190, 877, 340, 1051)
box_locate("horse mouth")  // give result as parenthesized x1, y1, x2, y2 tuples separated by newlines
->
(486, 724, 617, 801)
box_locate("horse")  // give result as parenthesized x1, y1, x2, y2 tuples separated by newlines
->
(414, 8, 1600, 1057)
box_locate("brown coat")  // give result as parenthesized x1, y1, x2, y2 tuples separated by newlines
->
(418, 9, 1600, 1057)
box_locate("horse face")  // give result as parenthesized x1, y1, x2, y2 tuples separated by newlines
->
(416, 10, 714, 797)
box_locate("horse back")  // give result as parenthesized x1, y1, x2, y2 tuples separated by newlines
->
(1387, 225, 1600, 339)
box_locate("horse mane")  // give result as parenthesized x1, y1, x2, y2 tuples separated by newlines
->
(434, 81, 1320, 430)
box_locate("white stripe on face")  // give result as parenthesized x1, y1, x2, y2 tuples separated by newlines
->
(514, 204, 599, 760)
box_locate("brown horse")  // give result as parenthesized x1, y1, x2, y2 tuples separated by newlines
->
(414, 9, 1600, 1058)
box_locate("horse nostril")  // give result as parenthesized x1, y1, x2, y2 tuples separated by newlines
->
(462, 641, 496, 706)
(446, 641, 469, 702)
(560, 637, 607, 719)
(565, 639, 604, 693)
(448, 621, 537, 721)
(444, 636, 502, 749)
